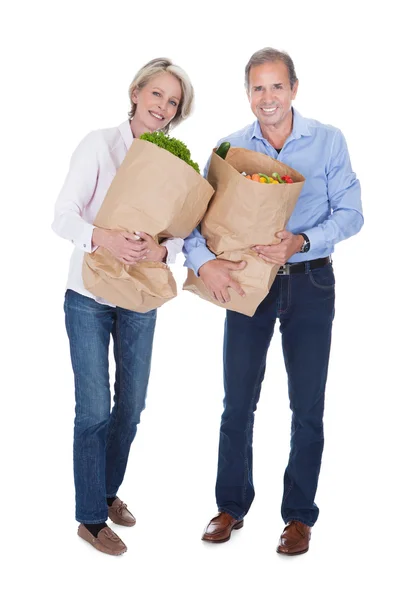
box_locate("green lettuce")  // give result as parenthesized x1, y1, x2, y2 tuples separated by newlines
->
(140, 131, 200, 173)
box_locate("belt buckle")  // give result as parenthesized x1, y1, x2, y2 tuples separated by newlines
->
(278, 263, 291, 275)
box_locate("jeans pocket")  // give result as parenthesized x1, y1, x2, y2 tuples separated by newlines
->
(308, 264, 335, 290)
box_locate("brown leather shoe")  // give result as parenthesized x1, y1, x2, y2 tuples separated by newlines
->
(202, 512, 244, 543)
(108, 497, 136, 527)
(276, 520, 311, 556)
(78, 524, 127, 555)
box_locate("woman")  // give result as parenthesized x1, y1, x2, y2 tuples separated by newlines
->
(52, 58, 194, 556)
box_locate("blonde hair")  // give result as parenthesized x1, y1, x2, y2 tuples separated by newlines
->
(128, 57, 194, 133)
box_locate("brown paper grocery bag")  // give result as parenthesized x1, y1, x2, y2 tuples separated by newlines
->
(183, 147, 305, 317)
(83, 139, 214, 312)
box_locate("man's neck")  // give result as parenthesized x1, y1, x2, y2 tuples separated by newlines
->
(259, 109, 294, 150)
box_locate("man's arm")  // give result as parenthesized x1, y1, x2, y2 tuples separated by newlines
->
(302, 129, 364, 251)
(182, 227, 216, 276)
(52, 132, 149, 265)
(253, 129, 363, 265)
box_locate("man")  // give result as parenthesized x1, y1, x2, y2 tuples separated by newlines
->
(182, 47, 363, 555)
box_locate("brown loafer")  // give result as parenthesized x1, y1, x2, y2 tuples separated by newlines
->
(276, 520, 311, 556)
(202, 512, 244, 543)
(78, 524, 127, 556)
(108, 497, 136, 527)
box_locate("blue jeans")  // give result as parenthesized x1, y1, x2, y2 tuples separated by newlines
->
(216, 262, 335, 527)
(64, 290, 156, 524)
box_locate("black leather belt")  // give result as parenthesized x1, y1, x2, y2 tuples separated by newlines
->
(277, 256, 331, 275)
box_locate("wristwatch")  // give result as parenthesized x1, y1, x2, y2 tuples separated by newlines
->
(299, 233, 310, 253)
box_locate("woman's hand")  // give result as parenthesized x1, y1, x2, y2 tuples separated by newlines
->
(134, 232, 167, 263)
(92, 228, 149, 265)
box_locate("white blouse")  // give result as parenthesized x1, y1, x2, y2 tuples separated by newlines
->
(52, 120, 183, 306)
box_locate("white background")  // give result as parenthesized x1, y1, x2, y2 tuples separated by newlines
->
(2, 1, 400, 598)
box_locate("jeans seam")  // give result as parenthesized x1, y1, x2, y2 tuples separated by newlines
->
(65, 300, 83, 415)
(116, 310, 126, 397)
(277, 276, 283, 314)
(242, 412, 253, 505)
(106, 314, 123, 454)
(282, 480, 294, 504)
(278, 275, 291, 315)
(241, 357, 265, 506)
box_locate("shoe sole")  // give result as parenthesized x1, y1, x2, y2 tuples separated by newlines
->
(108, 513, 136, 527)
(202, 519, 244, 543)
(276, 547, 309, 556)
(80, 539, 127, 556)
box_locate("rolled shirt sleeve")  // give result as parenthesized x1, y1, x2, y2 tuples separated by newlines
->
(182, 227, 216, 276)
(161, 237, 184, 265)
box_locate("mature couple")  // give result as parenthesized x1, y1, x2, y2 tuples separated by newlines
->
(52, 48, 363, 556)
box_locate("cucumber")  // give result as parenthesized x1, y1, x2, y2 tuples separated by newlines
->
(215, 141, 231, 160)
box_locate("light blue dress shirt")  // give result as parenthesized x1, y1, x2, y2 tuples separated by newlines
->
(183, 109, 363, 273)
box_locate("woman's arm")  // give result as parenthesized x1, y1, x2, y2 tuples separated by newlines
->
(52, 131, 100, 252)
(52, 132, 148, 264)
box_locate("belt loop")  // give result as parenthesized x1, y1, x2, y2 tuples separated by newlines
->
(305, 261, 310, 274)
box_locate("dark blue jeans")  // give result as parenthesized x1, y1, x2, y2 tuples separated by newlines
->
(64, 290, 156, 524)
(216, 262, 335, 527)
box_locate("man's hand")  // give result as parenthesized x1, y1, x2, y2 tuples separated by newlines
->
(198, 259, 247, 303)
(135, 232, 167, 263)
(252, 230, 304, 265)
(92, 228, 149, 265)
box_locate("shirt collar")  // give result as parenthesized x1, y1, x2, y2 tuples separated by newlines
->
(251, 119, 264, 140)
(290, 108, 311, 139)
(251, 107, 311, 142)
(118, 120, 134, 150)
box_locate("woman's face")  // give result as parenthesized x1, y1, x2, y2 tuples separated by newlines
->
(131, 72, 182, 132)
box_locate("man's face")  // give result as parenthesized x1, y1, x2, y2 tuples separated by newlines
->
(247, 61, 298, 128)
